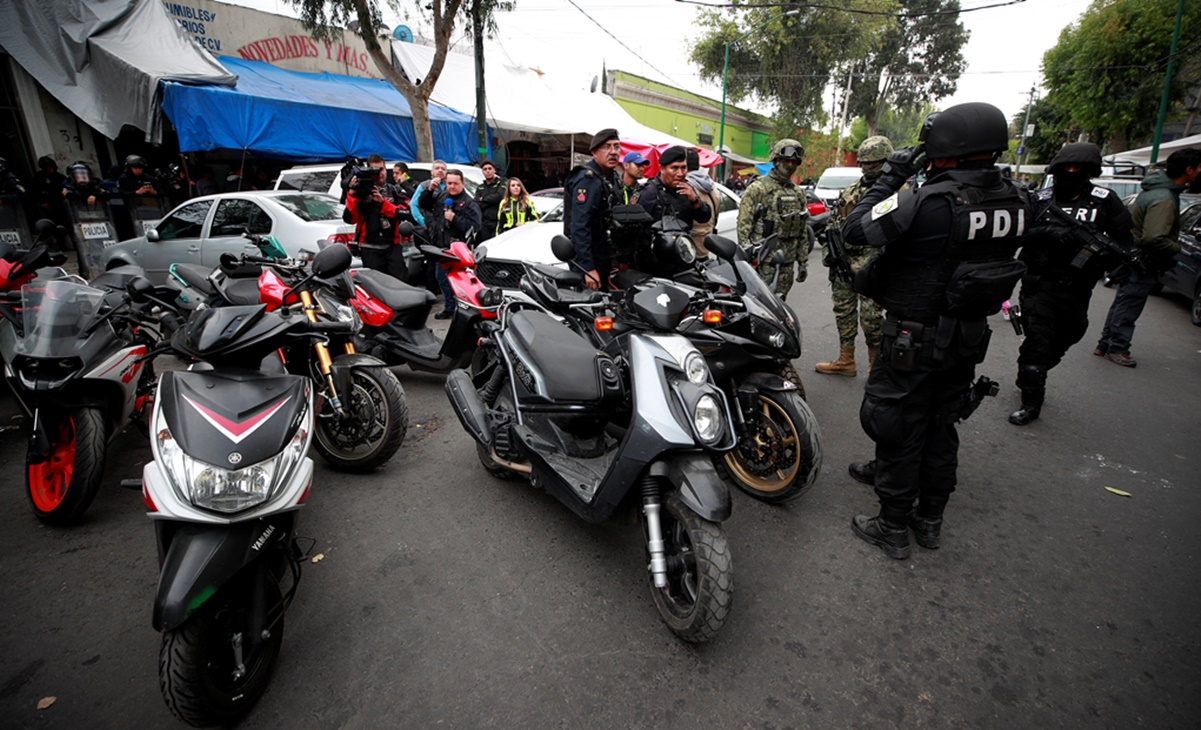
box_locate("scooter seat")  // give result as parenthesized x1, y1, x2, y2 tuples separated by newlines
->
(170, 264, 216, 296)
(354, 269, 437, 311)
(508, 310, 608, 402)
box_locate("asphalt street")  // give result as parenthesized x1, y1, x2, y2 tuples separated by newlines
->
(1, 249, 1199, 729)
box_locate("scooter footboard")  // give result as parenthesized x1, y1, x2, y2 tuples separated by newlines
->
(660, 453, 731, 522)
(153, 514, 294, 632)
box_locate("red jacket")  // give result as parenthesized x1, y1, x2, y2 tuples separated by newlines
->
(346, 193, 400, 245)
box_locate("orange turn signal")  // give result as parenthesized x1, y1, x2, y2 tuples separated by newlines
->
(703, 309, 723, 324)
(594, 316, 614, 331)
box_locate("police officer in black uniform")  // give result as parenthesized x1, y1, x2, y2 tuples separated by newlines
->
(843, 102, 1035, 559)
(1008, 143, 1133, 426)
(562, 128, 622, 290)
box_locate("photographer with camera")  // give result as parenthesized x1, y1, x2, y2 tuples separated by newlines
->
(345, 156, 401, 276)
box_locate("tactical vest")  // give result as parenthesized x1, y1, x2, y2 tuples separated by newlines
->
(772, 188, 808, 239)
(860, 171, 1029, 322)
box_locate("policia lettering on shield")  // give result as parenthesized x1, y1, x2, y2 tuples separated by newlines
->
(841, 102, 1037, 560)
(563, 128, 624, 290)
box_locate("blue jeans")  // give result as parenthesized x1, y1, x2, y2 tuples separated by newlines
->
(435, 263, 454, 313)
(1097, 270, 1155, 356)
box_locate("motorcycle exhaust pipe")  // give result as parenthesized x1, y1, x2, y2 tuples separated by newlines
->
(642, 476, 668, 589)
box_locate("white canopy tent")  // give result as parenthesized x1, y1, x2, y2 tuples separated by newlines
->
(1103, 134, 1201, 167)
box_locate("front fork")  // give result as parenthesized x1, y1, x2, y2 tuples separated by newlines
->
(642, 475, 668, 589)
(299, 291, 356, 418)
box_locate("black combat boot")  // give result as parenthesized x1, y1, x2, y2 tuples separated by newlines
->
(848, 460, 876, 486)
(851, 514, 911, 559)
(907, 513, 943, 549)
(1008, 365, 1046, 426)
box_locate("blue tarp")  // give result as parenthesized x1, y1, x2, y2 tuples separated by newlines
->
(161, 56, 482, 163)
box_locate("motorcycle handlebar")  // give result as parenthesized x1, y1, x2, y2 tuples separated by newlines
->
(305, 319, 354, 334)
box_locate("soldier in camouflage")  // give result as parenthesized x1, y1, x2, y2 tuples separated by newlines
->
(815, 136, 893, 376)
(737, 139, 811, 297)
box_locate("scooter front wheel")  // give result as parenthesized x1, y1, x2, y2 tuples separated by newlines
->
(717, 389, 821, 504)
(313, 366, 408, 472)
(158, 573, 284, 727)
(649, 494, 733, 644)
(26, 407, 107, 525)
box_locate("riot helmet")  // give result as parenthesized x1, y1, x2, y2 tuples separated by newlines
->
(1047, 142, 1102, 178)
(770, 139, 805, 162)
(124, 154, 147, 171)
(37, 155, 57, 171)
(918, 102, 1009, 161)
(68, 161, 93, 185)
(857, 136, 894, 163)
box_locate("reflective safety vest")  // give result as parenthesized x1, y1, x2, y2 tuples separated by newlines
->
(497, 200, 539, 235)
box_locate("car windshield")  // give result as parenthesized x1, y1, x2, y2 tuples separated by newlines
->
(277, 170, 339, 193)
(18, 280, 107, 356)
(817, 172, 861, 190)
(540, 203, 564, 222)
(272, 195, 344, 222)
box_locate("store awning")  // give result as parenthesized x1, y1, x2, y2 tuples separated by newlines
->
(160, 56, 480, 163)
(0, 0, 236, 142)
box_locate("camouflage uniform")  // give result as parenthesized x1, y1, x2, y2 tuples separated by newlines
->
(816, 136, 894, 376)
(737, 139, 809, 297)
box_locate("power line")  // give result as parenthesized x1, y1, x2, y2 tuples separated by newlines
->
(564, 0, 686, 87)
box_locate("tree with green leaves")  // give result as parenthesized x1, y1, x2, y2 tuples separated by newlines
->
(690, 1, 895, 129)
(288, 0, 511, 161)
(841, 0, 968, 135)
(1042, 0, 1201, 151)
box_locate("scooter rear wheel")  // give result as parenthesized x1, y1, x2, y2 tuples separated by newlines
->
(649, 494, 733, 644)
(26, 407, 107, 525)
(159, 570, 284, 727)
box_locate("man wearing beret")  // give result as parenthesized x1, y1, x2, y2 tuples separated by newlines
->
(563, 128, 623, 289)
(636, 145, 712, 232)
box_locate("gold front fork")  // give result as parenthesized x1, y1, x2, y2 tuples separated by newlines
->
(300, 290, 345, 414)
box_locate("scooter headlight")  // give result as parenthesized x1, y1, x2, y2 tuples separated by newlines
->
(693, 394, 722, 443)
(683, 351, 707, 385)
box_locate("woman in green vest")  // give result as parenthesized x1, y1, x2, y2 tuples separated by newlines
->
(496, 177, 540, 236)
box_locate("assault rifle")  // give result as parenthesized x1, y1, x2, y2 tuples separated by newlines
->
(824, 223, 854, 284)
(1038, 202, 1144, 275)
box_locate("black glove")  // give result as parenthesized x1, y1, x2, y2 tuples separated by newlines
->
(878, 146, 926, 192)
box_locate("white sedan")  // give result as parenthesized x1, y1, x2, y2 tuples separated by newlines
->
(474, 183, 742, 288)
(100, 191, 354, 283)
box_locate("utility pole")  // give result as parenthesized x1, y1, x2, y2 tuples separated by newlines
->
(833, 62, 854, 167)
(472, 0, 488, 160)
(1150, 0, 1185, 164)
(1016, 85, 1036, 174)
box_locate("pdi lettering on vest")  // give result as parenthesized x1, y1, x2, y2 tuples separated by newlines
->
(967, 209, 1026, 240)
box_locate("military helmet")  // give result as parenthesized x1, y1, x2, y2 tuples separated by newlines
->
(857, 136, 894, 163)
(124, 154, 147, 169)
(919, 102, 1009, 160)
(1048, 142, 1102, 178)
(67, 161, 92, 185)
(770, 139, 805, 161)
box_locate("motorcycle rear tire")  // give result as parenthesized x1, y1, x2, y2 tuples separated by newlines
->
(313, 366, 408, 472)
(717, 389, 821, 504)
(26, 407, 107, 526)
(649, 494, 733, 644)
(159, 571, 284, 727)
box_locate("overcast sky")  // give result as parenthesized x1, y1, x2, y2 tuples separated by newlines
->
(226, 0, 1096, 124)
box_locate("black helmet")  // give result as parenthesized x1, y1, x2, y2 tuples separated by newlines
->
(124, 154, 147, 169)
(67, 161, 93, 185)
(919, 102, 1009, 160)
(1048, 142, 1102, 178)
(37, 155, 57, 171)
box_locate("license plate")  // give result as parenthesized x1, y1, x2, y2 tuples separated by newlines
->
(0, 230, 20, 245)
(80, 222, 111, 239)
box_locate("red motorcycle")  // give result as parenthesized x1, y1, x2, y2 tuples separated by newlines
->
(348, 224, 497, 374)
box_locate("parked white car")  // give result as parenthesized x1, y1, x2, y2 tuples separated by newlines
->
(813, 166, 862, 208)
(473, 182, 742, 288)
(100, 191, 353, 283)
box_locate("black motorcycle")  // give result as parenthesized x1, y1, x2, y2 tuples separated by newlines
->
(448, 241, 738, 643)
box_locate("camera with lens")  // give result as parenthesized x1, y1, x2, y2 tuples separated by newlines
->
(351, 165, 382, 197)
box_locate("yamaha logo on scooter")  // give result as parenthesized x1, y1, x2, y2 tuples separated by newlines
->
(228, 451, 243, 464)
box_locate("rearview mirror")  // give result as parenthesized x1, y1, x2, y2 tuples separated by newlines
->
(219, 252, 239, 270)
(126, 276, 154, 303)
(398, 221, 415, 237)
(705, 234, 737, 261)
(312, 242, 352, 278)
(146, 229, 160, 243)
(550, 235, 576, 263)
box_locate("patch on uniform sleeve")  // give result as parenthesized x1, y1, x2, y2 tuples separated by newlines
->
(870, 193, 900, 220)
(1091, 186, 1111, 199)
(577, 187, 589, 203)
